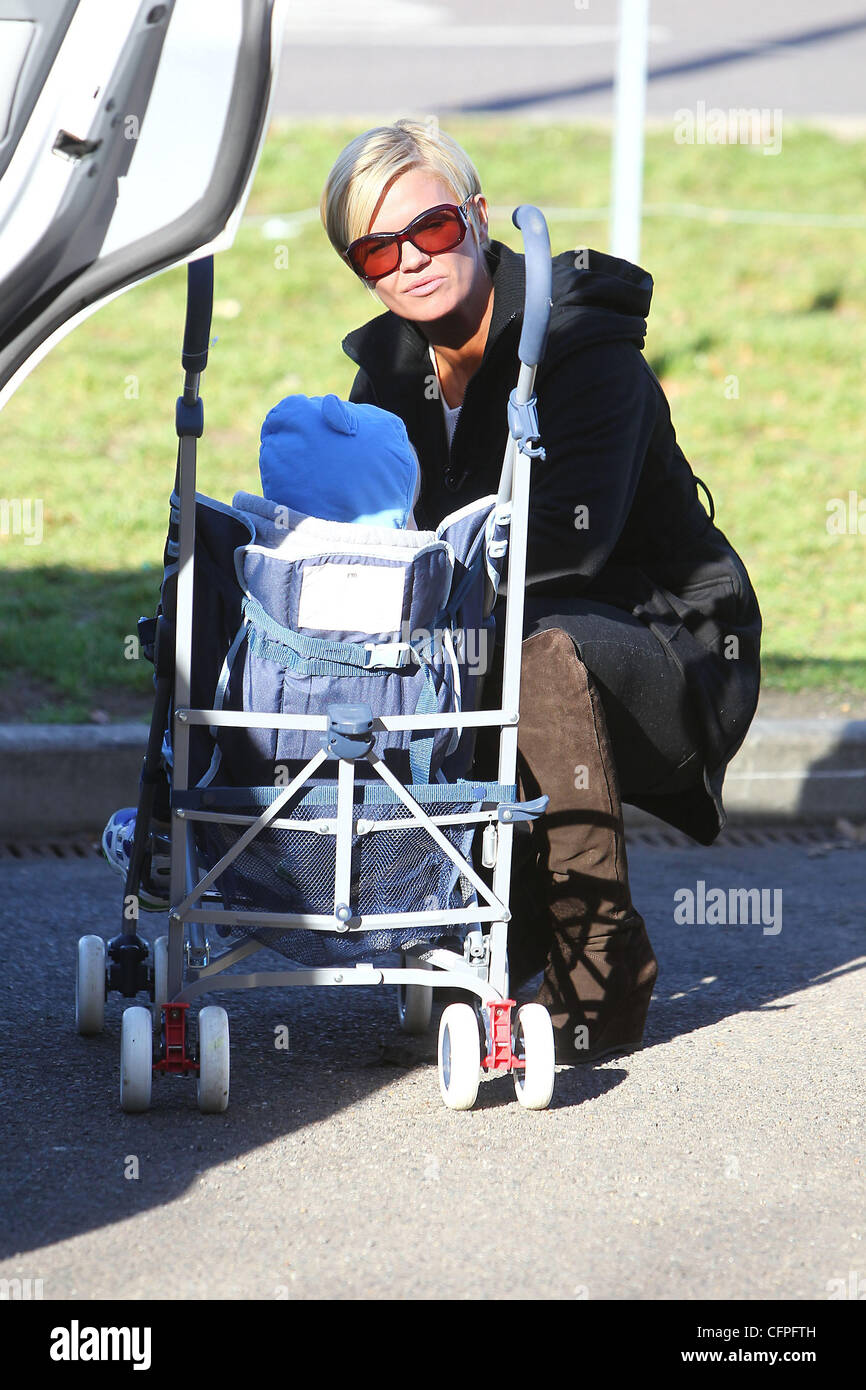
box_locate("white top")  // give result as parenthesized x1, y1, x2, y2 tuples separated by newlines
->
(428, 345, 462, 447)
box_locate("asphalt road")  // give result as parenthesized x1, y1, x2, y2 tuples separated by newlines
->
(0, 832, 863, 1301)
(274, 0, 866, 121)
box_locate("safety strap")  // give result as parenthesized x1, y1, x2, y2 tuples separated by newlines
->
(409, 664, 439, 783)
(243, 594, 442, 782)
(243, 596, 418, 675)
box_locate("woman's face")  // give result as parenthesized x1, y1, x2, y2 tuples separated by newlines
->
(360, 167, 489, 324)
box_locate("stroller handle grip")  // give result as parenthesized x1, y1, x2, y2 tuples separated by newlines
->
(182, 256, 214, 375)
(512, 205, 552, 369)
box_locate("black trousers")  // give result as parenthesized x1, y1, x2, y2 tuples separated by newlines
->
(493, 596, 705, 802)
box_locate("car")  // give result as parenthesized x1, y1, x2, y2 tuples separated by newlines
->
(0, 0, 284, 407)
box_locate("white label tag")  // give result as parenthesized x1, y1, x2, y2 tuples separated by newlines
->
(297, 563, 406, 633)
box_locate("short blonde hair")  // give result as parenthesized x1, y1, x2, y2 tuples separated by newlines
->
(320, 118, 487, 261)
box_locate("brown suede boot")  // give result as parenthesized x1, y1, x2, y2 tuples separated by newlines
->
(516, 627, 659, 1065)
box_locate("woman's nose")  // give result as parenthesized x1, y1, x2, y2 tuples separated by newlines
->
(399, 239, 432, 273)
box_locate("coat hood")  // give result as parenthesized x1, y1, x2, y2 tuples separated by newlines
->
(546, 243, 653, 358)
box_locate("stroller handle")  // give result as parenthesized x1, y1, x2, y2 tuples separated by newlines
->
(182, 255, 214, 375)
(512, 205, 552, 369)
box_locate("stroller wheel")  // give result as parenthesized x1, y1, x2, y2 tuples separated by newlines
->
(197, 1007, 230, 1114)
(438, 1003, 481, 1110)
(120, 1007, 153, 1113)
(75, 935, 106, 1036)
(397, 958, 433, 1034)
(513, 1004, 556, 1111)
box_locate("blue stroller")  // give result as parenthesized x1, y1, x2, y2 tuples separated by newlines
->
(75, 207, 556, 1113)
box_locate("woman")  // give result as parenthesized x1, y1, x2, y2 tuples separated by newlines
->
(320, 119, 762, 1064)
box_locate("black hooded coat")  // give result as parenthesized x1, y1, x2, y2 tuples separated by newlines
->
(341, 238, 762, 845)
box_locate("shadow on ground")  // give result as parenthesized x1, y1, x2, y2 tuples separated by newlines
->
(1, 822, 863, 1259)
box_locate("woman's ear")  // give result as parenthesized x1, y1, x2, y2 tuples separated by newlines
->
(476, 196, 492, 250)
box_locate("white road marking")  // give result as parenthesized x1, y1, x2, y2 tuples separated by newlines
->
(283, 11, 671, 46)
(285, 0, 449, 28)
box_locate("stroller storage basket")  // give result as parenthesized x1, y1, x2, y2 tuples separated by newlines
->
(178, 779, 517, 967)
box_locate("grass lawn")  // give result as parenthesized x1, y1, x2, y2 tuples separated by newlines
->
(1, 119, 864, 721)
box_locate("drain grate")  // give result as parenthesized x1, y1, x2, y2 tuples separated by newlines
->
(627, 822, 864, 850)
(0, 837, 103, 861)
(0, 824, 861, 863)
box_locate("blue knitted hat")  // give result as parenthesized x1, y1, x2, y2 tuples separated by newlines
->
(259, 393, 420, 528)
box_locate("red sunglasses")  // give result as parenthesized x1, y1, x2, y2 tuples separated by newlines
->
(344, 198, 473, 282)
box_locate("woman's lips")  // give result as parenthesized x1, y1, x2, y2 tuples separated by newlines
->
(405, 276, 445, 296)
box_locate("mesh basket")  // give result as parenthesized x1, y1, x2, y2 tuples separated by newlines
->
(194, 790, 485, 967)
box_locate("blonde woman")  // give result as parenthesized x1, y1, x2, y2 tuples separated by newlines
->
(320, 120, 761, 1064)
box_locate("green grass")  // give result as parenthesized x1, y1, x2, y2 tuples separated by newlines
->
(1, 119, 864, 720)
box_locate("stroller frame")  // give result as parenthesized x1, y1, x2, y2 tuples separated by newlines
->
(82, 207, 556, 1113)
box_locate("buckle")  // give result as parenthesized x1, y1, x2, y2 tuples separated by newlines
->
(363, 642, 417, 669)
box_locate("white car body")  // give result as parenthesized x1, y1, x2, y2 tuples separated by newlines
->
(0, 0, 285, 407)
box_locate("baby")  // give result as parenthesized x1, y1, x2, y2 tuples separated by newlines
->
(258, 392, 421, 529)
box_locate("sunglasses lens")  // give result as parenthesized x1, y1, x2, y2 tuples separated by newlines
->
(412, 208, 464, 253)
(351, 239, 399, 279)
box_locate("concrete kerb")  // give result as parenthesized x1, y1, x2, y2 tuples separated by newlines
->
(713, 717, 866, 824)
(1, 718, 864, 839)
(0, 725, 148, 840)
